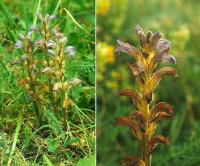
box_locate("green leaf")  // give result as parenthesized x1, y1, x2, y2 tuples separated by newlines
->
(45, 138, 58, 153)
(76, 155, 95, 166)
(43, 154, 54, 166)
(0, 0, 18, 31)
(64, 137, 80, 147)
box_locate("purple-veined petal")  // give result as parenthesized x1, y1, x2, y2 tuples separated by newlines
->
(150, 32, 162, 48)
(169, 55, 176, 64)
(155, 39, 170, 52)
(65, 46, 76, 57)
(134, 25, 147, 47)
(161, 55, 176, 64)
(49, 15, 56, 21)
(18, 33, 25, 40)
(59, 35, 68, 43)
(46, 40, 56, 48)
(47, 49, 56, 55)
(115, 40, 140, 59)
(155, 47, 170, 61)
(14, 40, 23, 49)
(154, 38, 176, 64)
(146, 31, 153, 43)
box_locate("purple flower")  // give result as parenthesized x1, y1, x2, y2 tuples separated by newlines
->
(14, 40, 23, 49)
(65, 46, 76, 57)
(154, 39, 176, 64)
(116, 25, 176, 64)
(46, 40, 56, 48)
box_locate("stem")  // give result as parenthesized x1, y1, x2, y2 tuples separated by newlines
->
(27, 68, 42, 127)
(141, 69, 152, 166)
(26, 52, 42, 127)
(62, 92, 67, 128)
(43, 24, 57, 113)
(58, 45, 67, 128)
(142, 136, 151, 166)
(141, 114, 151, 166)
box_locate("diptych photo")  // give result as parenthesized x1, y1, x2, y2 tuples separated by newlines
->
(0, 0, 200, 165)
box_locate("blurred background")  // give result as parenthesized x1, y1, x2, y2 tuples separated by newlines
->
(97, 0, 200, 165)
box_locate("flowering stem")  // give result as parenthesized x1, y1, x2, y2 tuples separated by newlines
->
(43, 24, 57, 114)
(142, 134, 151, 166)
(45, 52, 57, 113)
(114, 25, 177, 166)
(26, 52, 42, 127)
(58, 45, 68, 128)
(62, 90, 68, 128)
(141, 68, 151, 166)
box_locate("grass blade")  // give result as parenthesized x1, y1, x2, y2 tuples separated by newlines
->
(33, 0, 42, 26)
(62, 8, 93, 36)
(53, 0, 61, 15)
(7, 113, 23, 166)
(0, 0, 18, 32)
(43, 155, 54, 166)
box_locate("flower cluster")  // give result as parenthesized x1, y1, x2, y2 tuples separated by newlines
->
(12, 14, 80, 127)
(114, 26, 177, 166)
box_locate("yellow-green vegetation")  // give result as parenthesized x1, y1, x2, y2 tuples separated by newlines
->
(97, 0, 200, 165)
(0, 0, 95, 165)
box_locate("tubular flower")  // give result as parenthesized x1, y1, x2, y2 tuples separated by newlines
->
(114, 25, 177, 166)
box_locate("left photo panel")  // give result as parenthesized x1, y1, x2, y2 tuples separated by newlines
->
(0, 0, 95, 165)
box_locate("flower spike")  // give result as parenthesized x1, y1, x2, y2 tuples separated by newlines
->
(114, 25, 177, 166)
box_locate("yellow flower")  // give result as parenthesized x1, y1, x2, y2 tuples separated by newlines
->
(97, 0, 110, 15)
(97, 42, 115, 64)
(106, 80, 118, 90)
(97, 42, 115, 82)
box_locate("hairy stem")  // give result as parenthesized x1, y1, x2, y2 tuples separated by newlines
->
(43, 24, 57, 113)
(141, 69, 152, 166)
(26, 51, 42, 127)
(142, 136, 151, 166)
(27, 64, 42, 127)
(62, 91, 67, 128)
(58, 45, 68, 128)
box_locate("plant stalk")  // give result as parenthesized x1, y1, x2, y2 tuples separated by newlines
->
(26, 52, 42, 127)
(43, 24, 57, 113)
(58, 45, 68, 128)
(141, 73, 152, 166)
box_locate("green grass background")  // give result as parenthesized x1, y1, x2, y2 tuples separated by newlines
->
(97, 0, 200, 165)
(0, 0, 95, 165)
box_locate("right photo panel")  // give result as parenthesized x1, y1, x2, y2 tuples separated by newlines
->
(97, 0, 200, 166)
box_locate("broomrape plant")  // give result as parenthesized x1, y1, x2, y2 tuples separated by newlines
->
(12, 14, 80, 127)
(114, 25, 177, 166)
